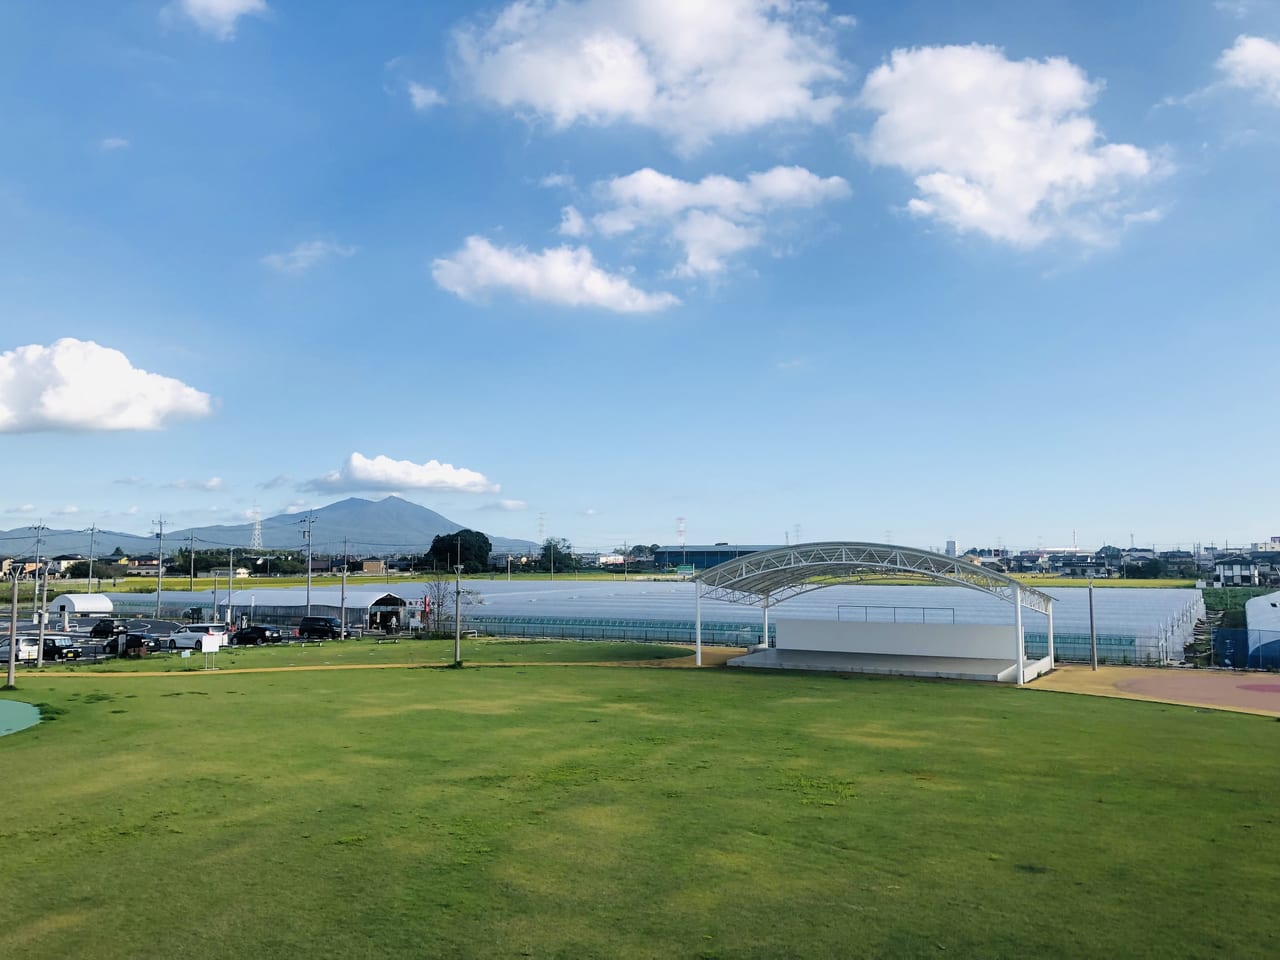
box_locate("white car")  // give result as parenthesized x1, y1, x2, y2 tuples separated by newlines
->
(166, 623, 229, 651)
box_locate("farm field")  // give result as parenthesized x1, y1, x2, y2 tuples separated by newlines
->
(2, 662, 1278, 958)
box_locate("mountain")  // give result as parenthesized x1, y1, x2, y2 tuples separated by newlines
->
(0, 497, 537, 559)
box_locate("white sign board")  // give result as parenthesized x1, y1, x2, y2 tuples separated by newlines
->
(199, 636, 222, 653)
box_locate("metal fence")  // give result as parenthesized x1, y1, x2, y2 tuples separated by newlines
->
(1212, 628, 1280, 669)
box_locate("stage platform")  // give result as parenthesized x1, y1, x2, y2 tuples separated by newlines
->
(727, 648, 1051, 683)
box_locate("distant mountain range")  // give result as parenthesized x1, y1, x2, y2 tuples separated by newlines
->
(0, 496, 537, 559)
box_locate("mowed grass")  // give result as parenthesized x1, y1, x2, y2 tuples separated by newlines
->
(2, 665, 1279, 959)
(39, 638, 692, 673)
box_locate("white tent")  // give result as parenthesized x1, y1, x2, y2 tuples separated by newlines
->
(49, 593, 113, 615)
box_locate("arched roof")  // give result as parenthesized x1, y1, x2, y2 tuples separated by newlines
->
(695, 542, 1053, 614)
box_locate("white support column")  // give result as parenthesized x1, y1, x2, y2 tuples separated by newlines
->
(1046, 601, 1055, 670)
(761, 593, 770, 649)
(1014, 585, 1025, 685)
(694, 580, 703, 667)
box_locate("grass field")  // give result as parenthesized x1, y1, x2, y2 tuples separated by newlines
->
(2, 660, 1279, 958)
(36, 638, 691, 674)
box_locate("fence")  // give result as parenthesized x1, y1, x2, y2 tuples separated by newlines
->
(1212, 628, 1280, 669)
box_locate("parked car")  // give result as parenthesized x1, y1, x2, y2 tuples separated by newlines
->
(89, 618, 129, 639)
(230, 625, 282, 646)
(166, 623, 229, 651)
(297, 616, 345, 640)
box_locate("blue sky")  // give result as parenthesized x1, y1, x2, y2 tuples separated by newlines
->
(2, 0, 1278, 555)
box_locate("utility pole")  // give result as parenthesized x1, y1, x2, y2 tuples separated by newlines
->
(1088, 578, 1098, 671)
(301, 512, 315, 616)
(86, 524, 96, 593)
(31, 521, 45, 624)
(340, 537, 348, 638)
(227, 547, 235, 627)
(35, 562, 49, 668)
(154, 516, 165, 618)
(623, 541, 628, 583)
(6, 572, 18, 688)
(453, 563, 464, 667)
(188, 530, 196, 591)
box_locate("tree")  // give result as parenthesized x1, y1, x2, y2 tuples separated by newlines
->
(538, 537, 577, 572)
(64, 560, 90, 579)
(420, 574, 480, 636)
(427, 530, 493, 574)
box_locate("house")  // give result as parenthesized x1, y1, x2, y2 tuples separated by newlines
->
(1215, 555, 1260, 587)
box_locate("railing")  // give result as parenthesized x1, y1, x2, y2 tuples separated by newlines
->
(837, 604, 956, 624)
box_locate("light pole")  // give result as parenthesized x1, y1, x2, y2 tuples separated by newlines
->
(506, 556, 512, 582)
(212, 571, 221, 624)
(6, 571, 18, 688)
(453, 564, 464, 667)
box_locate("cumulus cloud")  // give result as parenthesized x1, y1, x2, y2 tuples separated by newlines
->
(53, 505, 80, 516)
(306, 452, 500, 495)
(592, 165, 850, 275)
(453, 0, 846, 151)
(1217, 35, 1280, 105)
(858, 44, 1155, 247)
(432, 236, 679, 312)
(172, 0, 268, 40)
(0, 339, 213, 433)
(261, 238, 356, 274)
(559, 205, 588, 237)
(100, 137, 130, 151)
(258, 474, 292, 490)
(408, 81, 446, 111)
(5, 504, 35, 514)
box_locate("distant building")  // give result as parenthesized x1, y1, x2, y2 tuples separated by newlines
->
(944, 540, 956, 558)
(653, 544, 776, 572)
(1215, 555, 1260, 587)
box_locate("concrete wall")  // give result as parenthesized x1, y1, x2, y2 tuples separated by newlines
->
(776, 619, 1016, 660)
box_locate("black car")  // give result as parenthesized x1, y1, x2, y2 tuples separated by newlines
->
(89, 618, 129, 639)
(231, 625, 283, 646)
(297, 616, 344, 640)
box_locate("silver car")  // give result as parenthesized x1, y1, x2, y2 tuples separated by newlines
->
(166, 623, 229, 651)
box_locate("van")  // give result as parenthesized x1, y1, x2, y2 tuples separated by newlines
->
(297, 616, 344, 640)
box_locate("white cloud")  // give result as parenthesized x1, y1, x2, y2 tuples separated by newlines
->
(483, 498, 529, 511)
(100, 137, 130, 151)
(1217, 35, 1280, 105)
(541, 173, 575, 188)
(125, 506, 140, 516)
(283, 500, 310, 515)
(173, 0, 268, 40)
(858, 44, 1155, 247)
(408, 82, 446, 111)
(454, 0, 846, 152)
(53, 505, 80, 516)
(432, 236, 679, 312)
(0, 339, 213, 433)
(592, 165, 850, 274)
(258, 474, 292, 489)
(306, 452, 500, 495)
(6, 504, 35, 514)
(171, 477, 224, 491)
(559, 205, 588, 237)
(261, 238, 355, 274)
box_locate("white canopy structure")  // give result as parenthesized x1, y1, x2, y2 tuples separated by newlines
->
(693, 543, 1056, 684)
(49, 593, 113, 615)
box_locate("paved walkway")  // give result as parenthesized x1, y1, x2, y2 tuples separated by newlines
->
(1030, 664, 1280, 718)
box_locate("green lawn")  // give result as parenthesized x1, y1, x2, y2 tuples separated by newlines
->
(37, 638, 691, 673)
(2, 664, 1278, 958)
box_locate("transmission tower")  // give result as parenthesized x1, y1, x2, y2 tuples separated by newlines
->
(250, 507, 263, 550)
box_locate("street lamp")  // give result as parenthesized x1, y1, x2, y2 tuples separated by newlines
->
(453, 564, 464, 667)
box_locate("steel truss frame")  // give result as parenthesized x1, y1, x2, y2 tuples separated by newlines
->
(695, 542, 1053, 615)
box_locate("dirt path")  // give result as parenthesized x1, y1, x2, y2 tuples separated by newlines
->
(1030, 664, 1280, 718)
